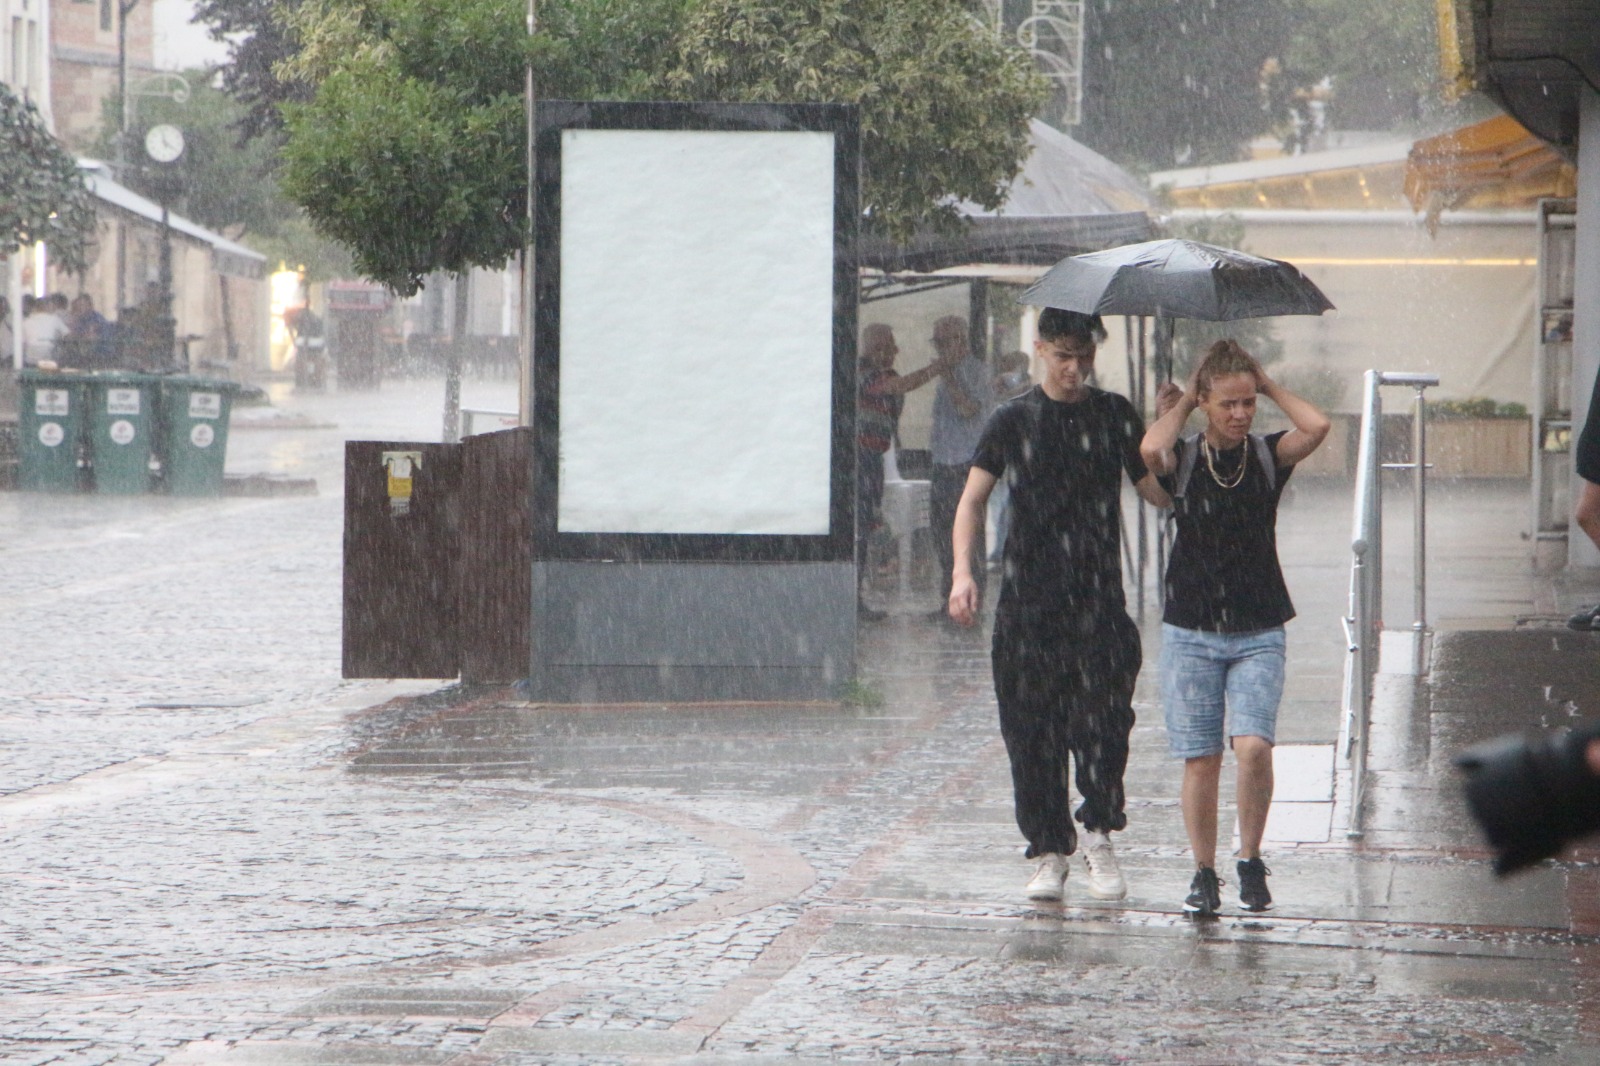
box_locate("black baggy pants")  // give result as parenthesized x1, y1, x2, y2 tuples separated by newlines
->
(992, 607, 1140, 858)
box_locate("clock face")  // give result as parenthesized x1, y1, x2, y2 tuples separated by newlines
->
(145, 124, 185, 163)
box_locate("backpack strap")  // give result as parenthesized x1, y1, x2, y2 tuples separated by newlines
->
(1249, 432, 1278, 493)
(1172, 433, 1204, 500)
(1174, 432, 1276, 500)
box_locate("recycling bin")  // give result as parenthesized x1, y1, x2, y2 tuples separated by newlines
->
(86, 373, 157, 494)
(18, 369, 89, 492)
(157, 377, 239, 496)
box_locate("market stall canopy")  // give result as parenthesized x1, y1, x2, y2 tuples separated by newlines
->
(1404, 114, 1576, 220)
(857, 119, 1156, 274)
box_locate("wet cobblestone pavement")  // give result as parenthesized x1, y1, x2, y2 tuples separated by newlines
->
(6, 377, 1600, 1063)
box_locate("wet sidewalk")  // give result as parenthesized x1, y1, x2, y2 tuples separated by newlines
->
(5, 377, 1600, 1063)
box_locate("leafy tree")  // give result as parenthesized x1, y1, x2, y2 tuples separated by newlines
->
(1075, 0, 1294, 170)
(96, 71, 290, 238)
(1073, 0, 1443, 170)
(274, 0, 1046, 294)
(0, 84, 98, 274)
(659, 0, 1045, 237)
(1277, 0, 1438, 134)
(192, 0, 312, 143)
(94, 70, 351, 279)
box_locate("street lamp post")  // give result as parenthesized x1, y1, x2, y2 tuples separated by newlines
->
(521, 0, 538, 427)
(115, 0, 139, 310)
(144, 123, 185, 368)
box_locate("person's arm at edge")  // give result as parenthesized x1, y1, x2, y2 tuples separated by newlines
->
(1261, 372, 1331, 466)
(1134, 471, 1171, 508)
(948, 465, 998, 625)
(877, 357, 950, 395)
(1142, 381, 1195, 477)
(942, 359, 983, 418)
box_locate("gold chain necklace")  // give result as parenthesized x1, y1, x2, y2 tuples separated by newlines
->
(1203, 438, 1247, 489)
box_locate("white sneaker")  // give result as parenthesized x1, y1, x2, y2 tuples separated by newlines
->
(1080, 831, 1127, 900)
(1024, 853, 1070, 901)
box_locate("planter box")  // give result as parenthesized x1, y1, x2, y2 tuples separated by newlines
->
(1380, 414, 1531, 479)
(1427, 416, 1531, 478)
(1266, 413, 1529, 479)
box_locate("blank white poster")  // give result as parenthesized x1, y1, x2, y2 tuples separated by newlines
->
(557, 128, 837, 534)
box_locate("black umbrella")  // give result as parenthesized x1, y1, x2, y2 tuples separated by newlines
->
(1020, 238, 1335, 321)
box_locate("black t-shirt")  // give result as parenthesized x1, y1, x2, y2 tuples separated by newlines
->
(1578, 367, 1600, 483)
(972, 386, 1148, 613)
(1158, 430, 1296, 632)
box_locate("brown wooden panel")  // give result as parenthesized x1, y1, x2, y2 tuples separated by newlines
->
(342, 440, 462, 678)
(459, 428, 534, 683)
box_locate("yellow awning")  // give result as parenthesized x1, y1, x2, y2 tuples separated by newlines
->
(1405, 114, 1576, 218)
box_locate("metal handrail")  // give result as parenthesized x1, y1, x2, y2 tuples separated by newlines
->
(1340, 369, 1438, 837)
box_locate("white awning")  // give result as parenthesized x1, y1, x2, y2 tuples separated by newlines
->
(77, 160, 269, 280)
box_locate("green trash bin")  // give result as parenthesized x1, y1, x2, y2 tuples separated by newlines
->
(18, 369, 89, 493)
(157, 376, 239, 496)
(87, 373, 157, 494)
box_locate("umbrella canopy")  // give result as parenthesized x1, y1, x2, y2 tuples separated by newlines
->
(1020, 238, 1335, 321)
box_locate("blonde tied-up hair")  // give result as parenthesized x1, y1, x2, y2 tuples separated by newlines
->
(1194, 339, 1256, 398)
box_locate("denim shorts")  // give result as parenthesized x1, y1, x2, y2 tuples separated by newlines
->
(1158, 623, 1286, 759)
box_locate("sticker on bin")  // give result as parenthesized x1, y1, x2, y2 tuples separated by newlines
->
(190, 423, 216, 448)
(107, 389, 140, 415)
(188, 392, 223, 419)
(38, 422, 64, 447)
(109, 420, 136, 445)
(382, 450, 422, 516)
(35, 389, 69, 416)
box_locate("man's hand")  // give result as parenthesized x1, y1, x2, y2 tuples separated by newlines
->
(1154, 380, 1185, 419)
(948, 572, 981, 626)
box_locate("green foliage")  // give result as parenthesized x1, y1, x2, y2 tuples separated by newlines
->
(275, 0, 1045, 294)
(1076, 0, 1294, 170)
(1430, 398, 1528, 420)
(658, 0, 1046, 241)
(192, 0, 313, 141)
(245, 209, 354, 283)
(279, 0, 687, 293)
(1077, 0, 1443, 170)
(835, 677, 885, 708)
(1280, 0, 1438, 133)
(95, 71, 292, 239)
(0, 83, 97, 274)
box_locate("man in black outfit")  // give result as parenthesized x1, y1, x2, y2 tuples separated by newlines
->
(948, 308, 1170, 903)
(1567, 367, 1600, 629)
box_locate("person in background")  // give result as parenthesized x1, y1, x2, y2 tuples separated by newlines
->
(856, 322, 950, 620)
(949, 309, 1168, 903)
(928, 315, 993, 620)
(0, 296, 12, 365)
(21, 293, 69, 367)
(67, 294, 113, 368)
(1566, 366, 1600, 629)
(1141, 339, 1330, 918)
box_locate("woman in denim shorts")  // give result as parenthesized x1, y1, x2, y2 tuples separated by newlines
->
(1140, 340, 1330, 917)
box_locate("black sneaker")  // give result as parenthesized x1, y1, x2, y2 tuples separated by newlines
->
(1568, 604, 1600, 631)
(1237, 857, 1273, 911)
(1183, 866, 1222, 917)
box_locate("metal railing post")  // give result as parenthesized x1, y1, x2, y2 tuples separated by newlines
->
(1342, 370, 1437, 837)
(1411, 384, 1429, 670)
